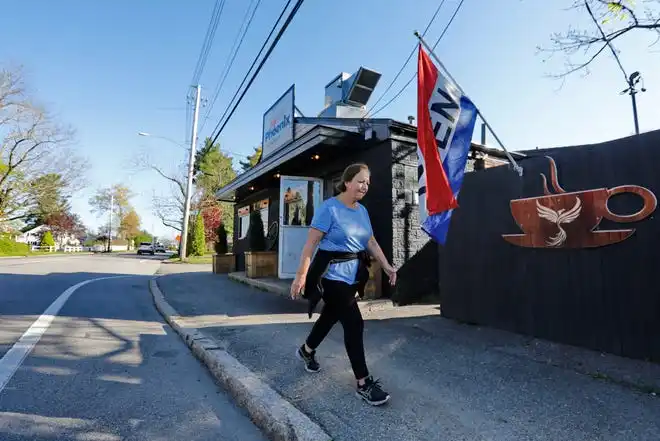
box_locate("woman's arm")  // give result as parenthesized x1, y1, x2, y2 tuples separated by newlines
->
(367, 236, 397, 286)
(290, 228, 324, 298)
(367, 235, 395, 273)
(295, 228, 325, 280)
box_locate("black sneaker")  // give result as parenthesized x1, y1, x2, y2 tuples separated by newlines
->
(296, 345, 320, 373)
(356, 376, 390, 406)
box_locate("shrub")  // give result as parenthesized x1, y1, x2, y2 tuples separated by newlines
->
(214, 223, 228, 254)
(0, 237, 30, 256)
(40, 231, 55, 249)
(190, 212, 206, 257)
(248, 209, 266, 252)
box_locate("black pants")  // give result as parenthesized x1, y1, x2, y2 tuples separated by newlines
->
(305, 278, 369, 380)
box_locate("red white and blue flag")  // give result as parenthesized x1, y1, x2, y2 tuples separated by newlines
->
(417, 45, 477, 244)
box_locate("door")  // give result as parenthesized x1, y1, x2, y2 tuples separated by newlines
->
(278, 176, 323, 278)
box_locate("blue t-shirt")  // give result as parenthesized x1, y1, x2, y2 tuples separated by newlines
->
(310, 197, 373, 284)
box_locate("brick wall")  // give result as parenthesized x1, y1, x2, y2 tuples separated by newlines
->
(388, 138, 437, 304)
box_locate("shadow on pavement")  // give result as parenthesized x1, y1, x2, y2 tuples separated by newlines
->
(156, 270, 660, 441)
(0, 271, 266, 441)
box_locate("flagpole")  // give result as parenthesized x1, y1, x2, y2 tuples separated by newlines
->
(414, 31, 524, 177)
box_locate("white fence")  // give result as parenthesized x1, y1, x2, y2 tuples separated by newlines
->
(30, 245, 90, 253)
(31, 246, 55, 252)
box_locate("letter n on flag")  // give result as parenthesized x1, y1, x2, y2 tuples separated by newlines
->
(417, 45, 478, 244)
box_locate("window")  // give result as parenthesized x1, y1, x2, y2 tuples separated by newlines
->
(238, 206, 250, 239)
(282, 179, 321, 226)
(252, 199, 269, 236)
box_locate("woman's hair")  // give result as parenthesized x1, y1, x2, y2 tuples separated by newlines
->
(335, 163, 370, 193)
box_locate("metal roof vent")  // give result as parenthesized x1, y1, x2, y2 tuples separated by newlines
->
(320, 67, 382, 118)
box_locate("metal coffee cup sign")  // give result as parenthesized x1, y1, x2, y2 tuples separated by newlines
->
(502, 157, 657, 248)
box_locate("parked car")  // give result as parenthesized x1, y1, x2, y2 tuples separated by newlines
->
(137, 242, 154, 256)
(154, 244, 166, 253)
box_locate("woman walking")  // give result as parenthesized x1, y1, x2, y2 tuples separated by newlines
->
(290, 163, 397, 406)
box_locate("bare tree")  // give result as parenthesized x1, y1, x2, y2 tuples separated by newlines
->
(0, 67, 86, 221)
(131, 150, 189, 233)
(540, 1, 660, 77)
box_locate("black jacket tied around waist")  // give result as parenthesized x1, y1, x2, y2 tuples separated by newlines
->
(302, 249, 371, 318)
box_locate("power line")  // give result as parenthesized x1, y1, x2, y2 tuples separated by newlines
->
(200, 0, 263, 134)
(365, 0, 448, 118)
(190, 0, 226, 86)
(208, 0, 293, 140)
(209, 0, 304, 145)
(369, 0, 467, 118)
(191, 0, 224, 84)
(207, 0, 292, 141)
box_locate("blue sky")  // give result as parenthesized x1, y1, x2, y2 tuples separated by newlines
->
(2, 0, 658, 239)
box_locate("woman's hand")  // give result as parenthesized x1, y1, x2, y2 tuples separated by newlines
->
(383, 264, 397, 286)
(290, 274, 306, 299)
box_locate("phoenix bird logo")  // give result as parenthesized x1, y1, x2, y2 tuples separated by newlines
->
(536, 197, 582, 247)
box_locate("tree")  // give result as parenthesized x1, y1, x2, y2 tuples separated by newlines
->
(0, 67, 86, 223)
(44, 211, 85, 245)
(239, 145, 262, 172)
(215, 223, 228, 254)
(541, 1, 660, 77)
(23, 173, 70, 229)
(201, 202, 222, 245)
(248, 209, 266, 252)
(133, 230, 153, 247)
(88, 184, 134, 237)
(195, 138, 236, 237)
(195, 138, 236, 196)
(40, 230, 55, 249)
(190, 211, 206, 257)
(138, 137, 236, 235)
(120, 209, 141, 245)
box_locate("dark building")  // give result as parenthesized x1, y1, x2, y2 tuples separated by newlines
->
(216, 68, 511, 299)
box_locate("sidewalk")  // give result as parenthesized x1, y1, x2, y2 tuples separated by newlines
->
(154, 267, 660, 441)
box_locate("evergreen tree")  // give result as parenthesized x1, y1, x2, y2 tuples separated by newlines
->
(40, 230, 55, 249)
(190, 212, 206, 257)
(239, 145, 262, 172)
(248, 210, 266, 252)
(214, 223, 228, 254)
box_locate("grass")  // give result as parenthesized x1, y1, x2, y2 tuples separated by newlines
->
(165, 252, 213, 265)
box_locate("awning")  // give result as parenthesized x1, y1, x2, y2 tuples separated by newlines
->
(216, 124, 360, 202)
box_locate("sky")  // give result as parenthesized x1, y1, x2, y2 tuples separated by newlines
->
(1, 0, 658, 240)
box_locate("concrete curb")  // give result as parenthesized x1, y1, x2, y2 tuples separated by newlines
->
(148, 277, 332, 441)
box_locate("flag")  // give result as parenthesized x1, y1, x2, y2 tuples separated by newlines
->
(417, 45, 478, 244)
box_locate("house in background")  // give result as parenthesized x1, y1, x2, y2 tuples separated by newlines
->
(15, 225, 82, 250)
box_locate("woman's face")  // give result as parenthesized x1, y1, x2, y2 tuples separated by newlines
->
(345, 169, 370, 201)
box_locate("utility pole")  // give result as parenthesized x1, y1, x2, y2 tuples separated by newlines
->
(621, 71, 646, 135)
(180, 84, 201, 261)
(107, 193, 114, 253)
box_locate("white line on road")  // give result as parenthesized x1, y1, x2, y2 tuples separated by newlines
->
(0, 276, 129, 393)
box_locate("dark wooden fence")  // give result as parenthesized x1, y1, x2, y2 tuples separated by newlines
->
(432, 130, 660, 362)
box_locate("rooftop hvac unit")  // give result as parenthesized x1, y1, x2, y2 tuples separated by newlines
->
(320, 67, 382, 118)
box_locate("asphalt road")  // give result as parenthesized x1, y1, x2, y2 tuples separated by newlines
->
(0, 254, 267, 441)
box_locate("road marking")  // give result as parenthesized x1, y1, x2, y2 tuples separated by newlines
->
(0, 276, 128, 393)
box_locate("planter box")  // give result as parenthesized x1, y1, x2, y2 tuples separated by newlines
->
(213, 254, 235, 274)
(245, 251, 277, 278)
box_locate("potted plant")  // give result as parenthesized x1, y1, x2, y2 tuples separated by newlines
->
(244, 209, 277, 278)
(212, 222, 235, 274)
